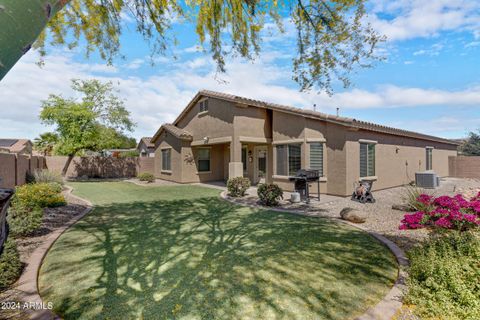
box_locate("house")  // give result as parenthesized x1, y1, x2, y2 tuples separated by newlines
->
(137, 137, 155, 157)
(0, 139, 33, 155)
(151, 90, 459, 196)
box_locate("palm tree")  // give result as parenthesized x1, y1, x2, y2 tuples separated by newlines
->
(34, 132, 59, 156)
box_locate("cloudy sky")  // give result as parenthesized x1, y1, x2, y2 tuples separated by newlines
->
(1, 0, 480, 140)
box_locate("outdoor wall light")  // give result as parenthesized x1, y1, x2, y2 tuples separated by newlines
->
(203, 136, 209, 144)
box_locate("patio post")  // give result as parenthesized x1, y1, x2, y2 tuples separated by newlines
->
(228, 139, 243, 179)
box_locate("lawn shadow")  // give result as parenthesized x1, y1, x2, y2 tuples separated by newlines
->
(40, 196, 398, 320)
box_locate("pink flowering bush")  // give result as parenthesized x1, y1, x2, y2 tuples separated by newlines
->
(400, 192, 480, 231)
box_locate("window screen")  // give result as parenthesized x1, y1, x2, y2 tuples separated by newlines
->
(276, 145, 288, 176)
(360, 143, 375, 177)
(288, 144, 301, 176)
(199, 100, 209, 113)
(426, 148, 433, 170)
(276, 144, 302, 176)
(161, 149, 171, 171)
(198, 148, 210, 172)
(309, 142, 324, 176)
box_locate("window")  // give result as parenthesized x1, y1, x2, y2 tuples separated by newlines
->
(426, 147, 433, 170)
(309, 142, 324, 176)
(199, 100, 209, 113)
(198, 148, 210, 172)
(161, 149, 171, 171)
(276, 144, 302, 176)
(360, 143, 375, 177)
(242, 146, 247, 171)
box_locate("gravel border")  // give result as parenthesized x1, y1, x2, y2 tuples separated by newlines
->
(14, 186, 92, 320)
(220, 191, 408, 320)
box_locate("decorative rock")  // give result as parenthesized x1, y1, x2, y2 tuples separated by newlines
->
(391, 204, 412, 212)
(340, 207, 367, 223)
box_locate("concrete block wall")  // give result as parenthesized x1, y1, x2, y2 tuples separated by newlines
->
(0, 154, 47, 188)
(449, 156, 480, 179)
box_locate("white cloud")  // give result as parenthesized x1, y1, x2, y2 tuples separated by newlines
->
(404, 60, 414, 65)
(1, 49, 479, 140)
(369, 0, 480, 41)
(125, 58, 144, 70)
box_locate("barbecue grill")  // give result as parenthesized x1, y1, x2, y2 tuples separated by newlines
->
(289, 169, 320, 203)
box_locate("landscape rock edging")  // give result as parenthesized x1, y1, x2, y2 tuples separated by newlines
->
(14, 186, 93, 320)
(220, 191, 408, 320)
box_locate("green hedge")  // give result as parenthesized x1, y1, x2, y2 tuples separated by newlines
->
(0, 239, 22, 290)
(406, 231, 480, 319)
(12, 183, 66, 209)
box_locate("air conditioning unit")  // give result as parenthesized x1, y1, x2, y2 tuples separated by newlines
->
(415, 171, 439, 189)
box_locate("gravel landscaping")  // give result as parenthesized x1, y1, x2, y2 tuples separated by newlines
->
(0, 188, 88, 320)
(226, 178, 480, 251)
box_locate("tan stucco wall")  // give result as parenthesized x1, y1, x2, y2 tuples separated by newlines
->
(449, 156, 480, 178)
(153, 97, 458, 196)
(344, 130, 457, 195)
(154, 132, 183, 182)
(0, 153, 16, 188)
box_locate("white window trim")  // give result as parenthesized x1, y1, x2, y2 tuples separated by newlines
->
(358, 139, 378, 144)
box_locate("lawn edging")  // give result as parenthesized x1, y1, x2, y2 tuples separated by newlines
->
(220, 191, 408, 320)
(14, 185, 93, 320)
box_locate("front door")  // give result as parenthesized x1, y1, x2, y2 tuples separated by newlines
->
(254, 146, 268, 184)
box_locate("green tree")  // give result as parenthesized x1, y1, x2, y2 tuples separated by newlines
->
(39, 78, 135, 176)
(460, 130, 480, 156)
(0, 0, 383, 93)
(33, 132, 59, 156)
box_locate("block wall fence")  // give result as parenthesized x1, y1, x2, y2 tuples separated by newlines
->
(449, 156, 480, 179)
(0, 153, 47, 188)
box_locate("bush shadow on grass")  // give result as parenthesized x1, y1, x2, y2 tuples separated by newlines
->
(40, 197, 397, 320)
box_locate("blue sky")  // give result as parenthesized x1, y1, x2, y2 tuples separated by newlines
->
(1, 0, 479, 140)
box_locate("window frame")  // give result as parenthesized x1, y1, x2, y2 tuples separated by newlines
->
(161, 148, 171, 172)
(426, 147, 433, 171)
(197, 147, 211, 172)
(275, 143, 302, 177)
(359, 142, 376, 178)
(241, 146, 248, 172)
(308, 142, 324, 177)
(199, 99, 209, 114)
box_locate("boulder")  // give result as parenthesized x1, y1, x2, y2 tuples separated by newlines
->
(391, 204, 413, 212)
(340, 207, 367, 223)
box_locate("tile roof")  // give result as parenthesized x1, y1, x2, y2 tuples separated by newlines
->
(152, 124, 193, 142)
(0, 139, 31, 153)
(183, 90, 459, 146)
(139, 137, 154, 148)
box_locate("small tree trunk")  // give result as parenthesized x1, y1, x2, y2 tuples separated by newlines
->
(0, 0, 71, 81)
(61, 154, 74, 177)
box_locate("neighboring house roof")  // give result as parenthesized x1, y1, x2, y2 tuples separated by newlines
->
(137, 137, 155, 149)
(153, 90, 461, 146)
(152, 124, 193, 143)
(0, 139, 32, 153)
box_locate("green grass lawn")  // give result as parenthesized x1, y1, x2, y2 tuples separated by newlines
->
(39, 182, 397, 320)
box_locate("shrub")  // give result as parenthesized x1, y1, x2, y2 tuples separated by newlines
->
(0, 239, 22, 289)
(119, 150, 140, 158)
(257, 183, 283, 206)
(12, 183, 66, 210)
(405, 231, 480, 319)
(137, 173, 155, 183)
(227, 177, 251, 197)
(33, 169, 64, 185)
(400, 192, 480, 231)
(8, 204, 44, 237)
(402, 185, 435, 212)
